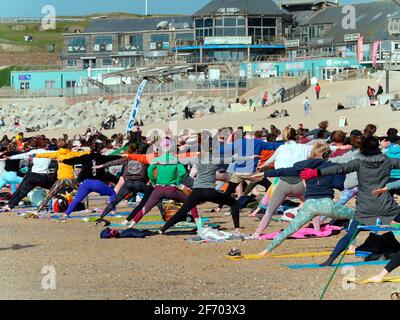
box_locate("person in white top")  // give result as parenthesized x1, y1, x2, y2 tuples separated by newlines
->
(303, 97, 311, 116)
(0, 140, 57, 212)
(249, 127, 313, 237)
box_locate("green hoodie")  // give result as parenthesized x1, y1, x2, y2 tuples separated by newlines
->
(148, 153, 187, 186)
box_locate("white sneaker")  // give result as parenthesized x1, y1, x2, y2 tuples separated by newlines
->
(282, 207, 300, 222)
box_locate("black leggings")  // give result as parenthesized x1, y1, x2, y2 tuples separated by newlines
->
(100, 179, 147, 219)
(244, 178, 272, 195)
(321, 215, 400, 266)
(217, 181, 239, 209)
(160, 188, 240, 233)
(386, 250, 400, 273)
(8, 172, 56, 209)
(126, 185, 154, 221)
(217, 179, 271, 209)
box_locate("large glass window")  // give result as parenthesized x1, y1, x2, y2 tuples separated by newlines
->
(66, 59, 77, 67)
(68, 37, 86, 46)
(215, 18, 223, 27)
(67, 37, 86, 52)
(238, 18, 246, 26)
(215, 28, 223, 36)
(204, 18, 213, 28)
(151, 34, 170, 43)
(224, 18, 237, 27)
(262, 18, 276, 27)
(94, 36, 112, 51)
(129, 35, 143, 50)
(223, 28, 236, 36)
(248, 18, 262, 27)
(248, 17, 277, 43)
(236, 28, 246, 36)
(176, 33, 194, 41)
(195, 19, 204, 28)
(95, 36, 112, 45)
(102, 58, 113, 66)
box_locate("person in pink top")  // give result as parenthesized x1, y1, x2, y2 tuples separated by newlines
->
(261, 91, 269, 107)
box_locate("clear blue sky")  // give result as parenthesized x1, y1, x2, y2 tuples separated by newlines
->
(0, 0, 375, 17)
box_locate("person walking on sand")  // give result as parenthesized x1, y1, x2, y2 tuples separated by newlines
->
(367, 86, 375, 101)
(315, 83, 321, 100)
(261, 90, 269, 108)
(303, 96, 311, 116)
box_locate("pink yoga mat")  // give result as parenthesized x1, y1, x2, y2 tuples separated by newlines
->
(258, 225, 342, 240)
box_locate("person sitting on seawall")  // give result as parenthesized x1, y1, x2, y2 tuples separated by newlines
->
(299, 135, 400, 266)
(365, 180, 400, 282)
(248, 142, 353, 257)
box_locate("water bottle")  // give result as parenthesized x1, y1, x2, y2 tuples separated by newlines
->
(376, 218, 382, 226)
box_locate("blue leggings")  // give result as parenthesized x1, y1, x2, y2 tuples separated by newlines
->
(321, 220, 361, 266)
(65, 179, 116, 216)
(0, 170, 23, 193)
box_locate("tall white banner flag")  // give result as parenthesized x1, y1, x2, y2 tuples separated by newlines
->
(126, 80, 148, 133)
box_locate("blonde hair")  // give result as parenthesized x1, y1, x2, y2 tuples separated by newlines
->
(310, 142, 330, 159)
(282, 126, 296, 141)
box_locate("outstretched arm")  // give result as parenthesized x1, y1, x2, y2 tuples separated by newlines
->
(264, 166, 299, 178)
(319, 159, 360, 176)
(63, 154, 90, 166)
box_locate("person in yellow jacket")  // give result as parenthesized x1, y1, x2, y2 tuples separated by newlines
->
(27, 139, 89, 216)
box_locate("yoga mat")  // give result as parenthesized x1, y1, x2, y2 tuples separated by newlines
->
(270, 251, 354, 259)
(225, 251, 355, 261)
(284, 260, 389, 270)
(347, 276, 400, 284)
(106, 218, 210, 227)
(359, 224, 400, 232)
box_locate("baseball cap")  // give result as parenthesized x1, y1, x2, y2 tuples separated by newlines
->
(350, 130, 362, 137)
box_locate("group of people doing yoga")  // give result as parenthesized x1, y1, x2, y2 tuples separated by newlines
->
(1, 121, 400, 283)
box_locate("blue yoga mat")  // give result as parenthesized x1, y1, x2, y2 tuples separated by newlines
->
(355, 251, 372, 258)
(284, 260, 389, 270)
(358, 225, 400, 232)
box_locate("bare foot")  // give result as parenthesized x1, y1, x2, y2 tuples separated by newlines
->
(257, 250, 268, 257)
(348, 244, 357, 254)
(366, 270, 389, 283)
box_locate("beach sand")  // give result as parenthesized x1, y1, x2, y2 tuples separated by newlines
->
(0, 197, 399, 300)
(1, 77, 400, 300)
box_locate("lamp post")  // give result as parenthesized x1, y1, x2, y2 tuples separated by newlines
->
(384, 52, 390, 94)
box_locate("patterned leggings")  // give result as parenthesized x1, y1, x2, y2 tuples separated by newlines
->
(37, 179, 80, 212)
(265, 198, 354, 253)
(337, 187, 358, 206)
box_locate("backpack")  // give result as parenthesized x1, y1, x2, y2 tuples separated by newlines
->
(53, 194, 70, 213)
(237, 195, 258, 209)
(52, 188, 85, 213)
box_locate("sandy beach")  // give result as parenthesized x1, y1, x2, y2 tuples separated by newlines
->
(0, 197, 399, 300)
(1, 76, 400, 300)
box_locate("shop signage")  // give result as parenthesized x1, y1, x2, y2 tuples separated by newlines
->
(204, 36, 252, 45)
